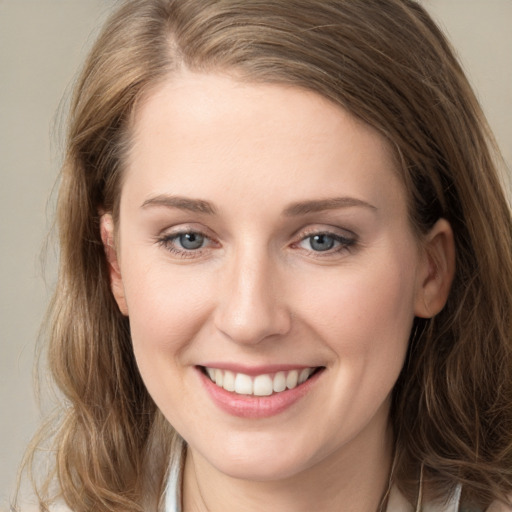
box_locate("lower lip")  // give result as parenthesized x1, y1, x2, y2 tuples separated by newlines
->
(197, 368, 323, 419)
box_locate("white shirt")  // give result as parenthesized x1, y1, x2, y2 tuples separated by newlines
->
(164, 456, 463, 512)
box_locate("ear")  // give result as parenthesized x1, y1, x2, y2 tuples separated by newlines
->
(100, 213, 129, 316)
(414, 218, 455, 318)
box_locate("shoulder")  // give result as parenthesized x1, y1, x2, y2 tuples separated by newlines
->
(486, 496, 512, 512)
(385, 484, 512, 512)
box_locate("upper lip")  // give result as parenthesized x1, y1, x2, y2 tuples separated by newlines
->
(197, 363, 323, 376)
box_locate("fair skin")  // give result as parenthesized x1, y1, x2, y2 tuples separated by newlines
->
(101, 71, 454, 512)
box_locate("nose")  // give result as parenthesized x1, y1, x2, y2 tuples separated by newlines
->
(213, 248, 292, 345)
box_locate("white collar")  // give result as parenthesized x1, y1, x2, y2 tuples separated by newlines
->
(164, 454, 462, 512)
(387, 483, 462, 512)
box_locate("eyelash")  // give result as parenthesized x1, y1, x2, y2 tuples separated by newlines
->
(294, 231, 357, 256)
(156, 228, 357, 259)
(156, 230, 213, 259)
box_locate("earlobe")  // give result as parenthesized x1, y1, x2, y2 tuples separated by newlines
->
(100, 213, 129, 316)
(414, 218, 455, 319)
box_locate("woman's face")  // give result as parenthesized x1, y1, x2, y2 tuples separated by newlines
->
(103, 72, 450, 482)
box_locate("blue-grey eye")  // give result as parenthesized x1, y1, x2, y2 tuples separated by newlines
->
(178, 232, 205, 250)
(309, 234, 335, 251)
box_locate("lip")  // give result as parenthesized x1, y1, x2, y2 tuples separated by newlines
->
(196, 365, 324, 418)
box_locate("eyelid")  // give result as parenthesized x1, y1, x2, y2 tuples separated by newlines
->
(293, 224, 357, 242)
(291, 225, 358, 256)
(154, 223, 358, 259)
(156, 222, 218, 242)
(155, 224, 219, 258)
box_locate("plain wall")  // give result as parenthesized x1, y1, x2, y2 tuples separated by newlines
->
(0, 1, 117, 507)
(1, 0, 510, 508)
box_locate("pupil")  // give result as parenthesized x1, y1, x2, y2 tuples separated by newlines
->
(180, 233, 204, 250)
(311, 234, 334, 251)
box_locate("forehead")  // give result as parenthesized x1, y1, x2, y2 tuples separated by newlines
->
(123, 71, 405, 216)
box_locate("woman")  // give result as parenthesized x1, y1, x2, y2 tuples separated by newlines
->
(15, 0, 512, 511)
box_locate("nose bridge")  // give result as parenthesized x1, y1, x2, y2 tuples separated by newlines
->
(214, 243, 291, 345)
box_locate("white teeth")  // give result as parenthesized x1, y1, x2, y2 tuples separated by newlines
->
(253, 375, 273, 396)
(273, 371, 287, 392)
(286, 370, 299, 389)
(223, 370, 235, 392)
(234, 373, 253, 395)
(298, 368, 312, 385)
(205, 367, 317, 396)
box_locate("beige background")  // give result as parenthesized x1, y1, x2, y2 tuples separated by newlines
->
(0, 0, 511, 507)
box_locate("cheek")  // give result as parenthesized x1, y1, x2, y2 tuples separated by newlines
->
(292, 256, 417, 433)
(120, 260, 221, 429)
(121, 259, 216, 365)
(292, 251, 418, 376)
(300, 264, 415, 340)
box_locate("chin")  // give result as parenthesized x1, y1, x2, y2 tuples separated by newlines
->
(200, 435, 320, 482)
(215, 457, 307, 482)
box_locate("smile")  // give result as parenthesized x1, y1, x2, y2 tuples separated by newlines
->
(203, 367, 319, 396)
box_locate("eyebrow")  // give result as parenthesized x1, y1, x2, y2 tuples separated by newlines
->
(141, 195, 216, 215)
(283, 197, 377, 216)
(140, 194, 376, 216)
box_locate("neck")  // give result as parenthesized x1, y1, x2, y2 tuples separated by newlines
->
(182, 415, 394, 512)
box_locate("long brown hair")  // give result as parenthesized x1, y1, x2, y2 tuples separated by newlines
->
(16, 1, 512, 510)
